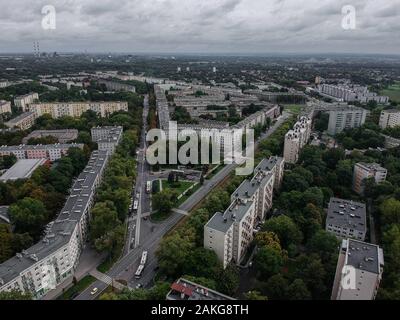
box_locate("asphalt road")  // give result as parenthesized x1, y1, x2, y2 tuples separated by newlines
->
(74, 111, 291, 300)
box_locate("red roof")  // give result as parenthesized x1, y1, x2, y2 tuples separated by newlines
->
(171, 282, 193, 297)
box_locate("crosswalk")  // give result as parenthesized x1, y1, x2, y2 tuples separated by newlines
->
(89, 270, 126, 291)
(172, 208, 189, 216)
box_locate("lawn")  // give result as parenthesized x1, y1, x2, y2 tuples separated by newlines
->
(283, 104, 305, 115)
(57, 275, 96, 300)
(161, 179, 195, 194)
(381, 82, 400, 102)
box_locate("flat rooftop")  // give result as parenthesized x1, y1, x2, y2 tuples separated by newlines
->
(166, 278, 235, 300)
(344, 239, 383, 274)
(0, 159, 47, 181)
(327, 198, 366, 233)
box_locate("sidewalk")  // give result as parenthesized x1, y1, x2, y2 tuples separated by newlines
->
(42, 246, 105, 300)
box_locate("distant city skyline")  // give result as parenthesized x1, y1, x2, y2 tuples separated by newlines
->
(0, 0, 399, 54)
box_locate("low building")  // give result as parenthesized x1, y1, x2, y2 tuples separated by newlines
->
(166, 278, 235, 300)
(0, 159, 47, 182)
(353, 163, 387, 195)
(98, 79, 136, 93)
(0, 143, 84, 161)
(0, 100, 12, 115)
(326, 198, 367, 241)
(14, 93, 39, 112)
(22, 129, 79, 144)
(204, 157, 284, 268)
(382, 134, 400, 149)
(91, 126, 123, 155)
(379, 109, 400, 129)
(331, 239, 384, 300)
(5, 112, 37, 130)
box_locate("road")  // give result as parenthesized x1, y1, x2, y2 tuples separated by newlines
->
(74, 111, 291, 300)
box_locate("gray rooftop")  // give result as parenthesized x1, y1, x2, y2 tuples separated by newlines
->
(167, 278, 235, 300)
(5, 112, 35, 125)
(0, 159, 47, 181)
(0, 143, 84, 152)
(327, 198, 367, 233)
(0, 150, 109, 285)
(345, 239, 383, 274)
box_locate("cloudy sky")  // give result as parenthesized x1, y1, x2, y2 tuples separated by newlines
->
(0, 0, 399, 54)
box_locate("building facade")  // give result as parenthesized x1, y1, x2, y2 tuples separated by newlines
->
(204, 157, 284, 269)
(0, 100, 12, 115)
(327, 106, 369, 135)
(379, 109, 400, 129)
(331, 239, 384, 300)
(91, 126, 123, 155)
(284, 115, 312, 164)
(5, 112, 37, 130)
(353, 163, 387, 195)
(14, 93, 39, 112)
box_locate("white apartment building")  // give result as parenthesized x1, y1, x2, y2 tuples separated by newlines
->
(204, 157, 284, 269)
(0, 100, 11, 115)
(27, 101, 128, 119)
(318, 84, 389, 104)
(379, 109, 400, 129)
(353, 163, 387, 195)
(91, 126, 123, 155)
(326, 198, 367, 241)
(327, 106, 369, 135)
(14, 93, 39, 112)
(283, 115, 313, 164)
(0, 150, 109, 299)
(5, 112, 37, 130)
(331, 239, 384, 300)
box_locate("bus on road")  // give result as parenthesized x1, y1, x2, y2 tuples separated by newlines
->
(134, 264, 144, 279)
(140, 251, 148, 266)
(133, 200, 138, 211)
(146, 181, 152, 194)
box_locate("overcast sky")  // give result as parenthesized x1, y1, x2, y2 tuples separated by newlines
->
(0, 0, 399, 54)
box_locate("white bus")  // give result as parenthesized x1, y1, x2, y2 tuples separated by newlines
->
(140, 251, 148, 266)
(133, 200, 138, 211)
(134, 264, 144, 279)
(146, 181, 152, 194)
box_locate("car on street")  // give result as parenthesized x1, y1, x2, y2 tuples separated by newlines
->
(91, 288, 98, 295)
(136, 283, 143, 289)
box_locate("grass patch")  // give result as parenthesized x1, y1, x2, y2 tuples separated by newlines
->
(176, 183, 201, 206)
(283, 104, 305, 115)
(381, 82, 400, 102)
(205, 164, 225, 180)
(57, 275, 96, 300)
(161, 180, 195, 194)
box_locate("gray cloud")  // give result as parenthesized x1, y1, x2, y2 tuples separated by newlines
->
(0, 0, 399, 54)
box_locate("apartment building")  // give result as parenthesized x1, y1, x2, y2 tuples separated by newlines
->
(331, 239, 384, 300)
(0, 81, 10, 88)
(14, 93, 39, 112)
(326, 198, 367, 241)
(283, 115, 313, 164)
(22, 129, 79, 144)
(0, 100, 12, 115)
(91, 126, 123, 155)
(379, 109, 400, 129)
(318, 84, 389, 104)
(5, 112, 37, 130)
(166, 278, 235, 300)
(327, 106, 369, 135)
(0, 143, 84, 161)
(98, 79, 136, 93)
(27, 101, 128, 119)
(382, 134, 400, 149)
(353, 163, 387, 195)
(0, 150, 109, 299)
(204, 157, 284, 269)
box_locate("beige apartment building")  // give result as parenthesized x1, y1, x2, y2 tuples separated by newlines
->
(379, 109, 400, 129)
(5, 112, 37, 130)
(0, 100, 12, 115)
(283, 115, 312, 164)
(353, 162, 387, 195)
(14, 93, 39, 112)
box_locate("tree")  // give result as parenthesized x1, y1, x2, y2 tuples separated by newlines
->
(244, 291, 268, 300)
(0, 290, 32, 300)
(254, 247, 284, 279)
(307, 230, 339, 264)
(9, 198, 48, 238)
(217, 265, 240, 296)
(183, 248, 222, 279)
(255, 232, 282, 252)
(153, 189, 179, 215)
(287, 279, 312, 300)
(90, 201, 120, 242)
(380, 198, 400, 225)
(262, 215, 303, 249)
(0, 224, 13, 263)
(263, 274, 288, 300)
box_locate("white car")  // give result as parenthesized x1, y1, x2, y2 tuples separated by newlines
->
(91, 288, 98, 295)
